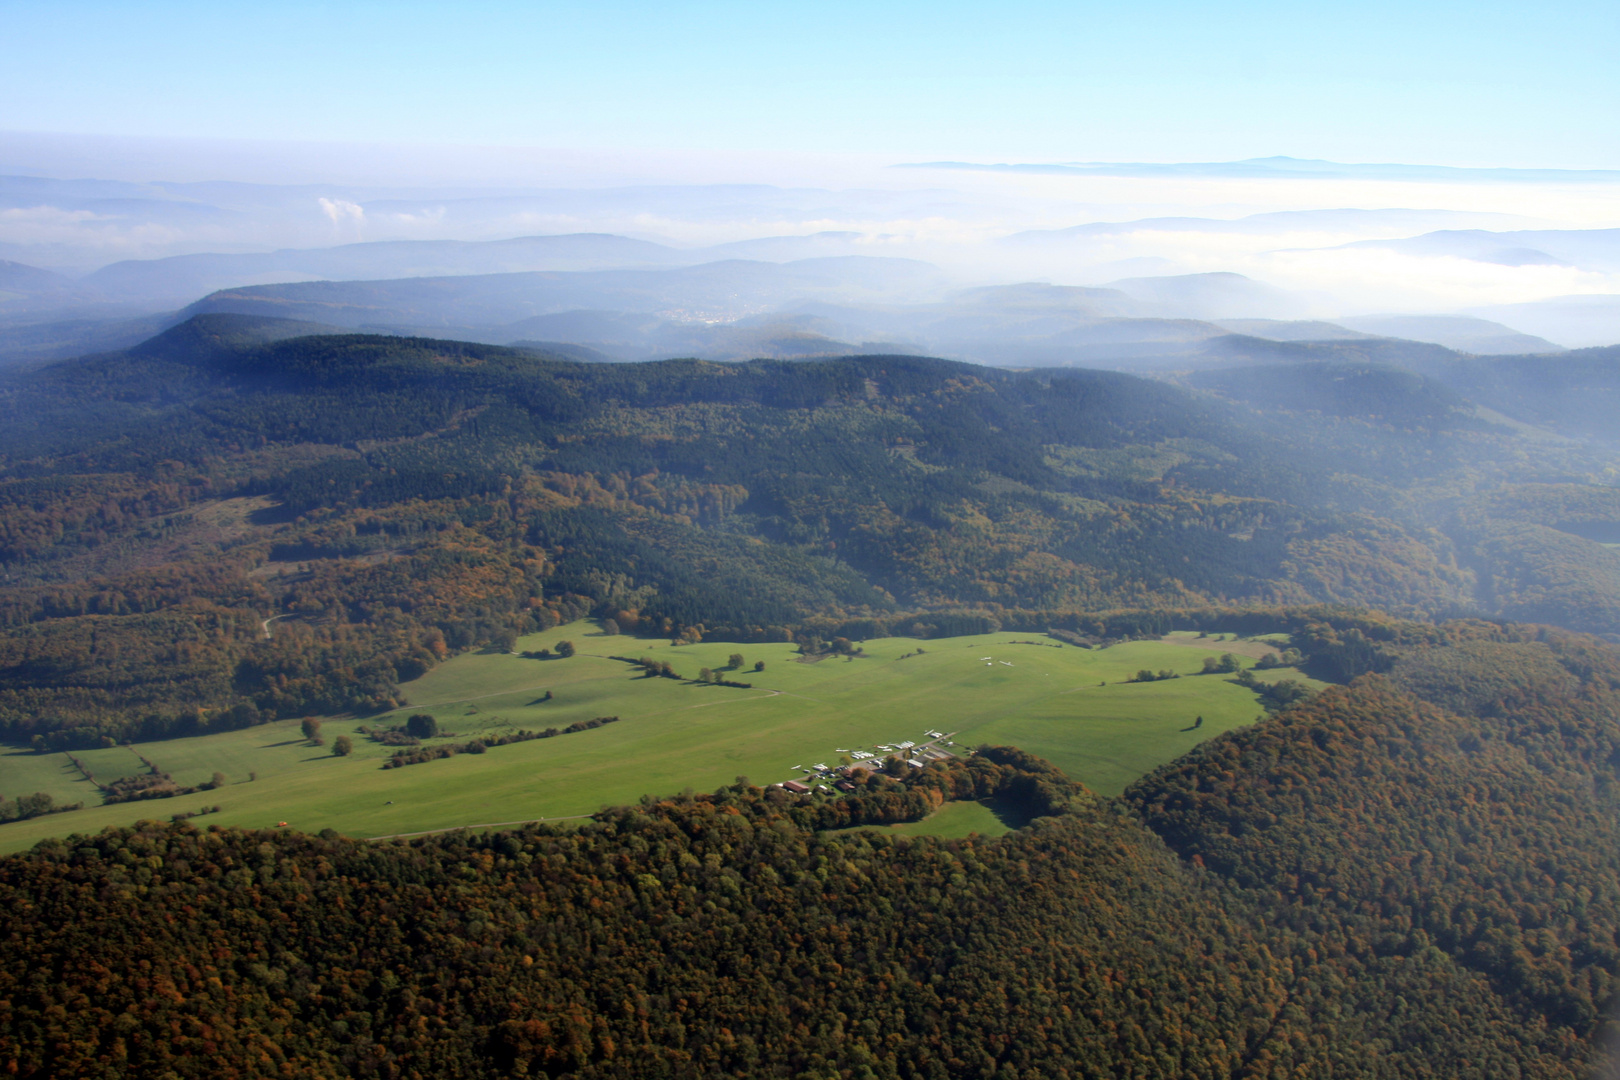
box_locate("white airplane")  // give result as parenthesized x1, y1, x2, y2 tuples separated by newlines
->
(1000, 661, 1013, 666)
(980, 656, 993, 660)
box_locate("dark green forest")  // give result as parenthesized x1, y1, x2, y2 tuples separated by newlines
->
(3, 318, 1620, 1076)
(1, 315, 1618, 747)
(2, 619, 1619, 1078)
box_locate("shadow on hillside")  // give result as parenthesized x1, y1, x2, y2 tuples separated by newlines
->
(247, 502, 299, 526)
(981, 796, 1036, 831)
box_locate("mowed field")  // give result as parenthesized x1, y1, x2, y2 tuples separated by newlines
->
(0, 625, 1321, 853)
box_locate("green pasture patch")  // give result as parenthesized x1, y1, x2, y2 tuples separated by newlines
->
(0, 621, 1314, 853)
(1155, 630, 1291, 658)
(827, 798, 1024, 841)
(0, 748, 99, 807)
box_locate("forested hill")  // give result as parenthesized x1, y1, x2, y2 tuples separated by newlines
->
(1, 315, 1618, 746)
(2, 621, 1618, 1078)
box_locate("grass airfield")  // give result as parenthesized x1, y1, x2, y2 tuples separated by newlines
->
(0, 624, 1320, 853)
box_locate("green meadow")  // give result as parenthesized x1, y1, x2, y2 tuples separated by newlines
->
(827, 797, 1029, 841)
(0, 624, 1321, 853)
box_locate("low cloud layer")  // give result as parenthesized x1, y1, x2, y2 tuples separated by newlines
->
(3, 135, 1620, 347)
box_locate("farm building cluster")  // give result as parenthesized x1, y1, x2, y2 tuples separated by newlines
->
(775, 730, 957, 793)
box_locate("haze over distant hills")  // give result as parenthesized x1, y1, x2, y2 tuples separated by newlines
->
(11, 1, 1620, 1067)
(73, 232, 894, 308)
(3, 155, 1620, 366)
(1004, 207, 1526, 242)
(0, 244, 1596, 368)
(135, 268, 1579, 370)
(6, 154, 1620, 1080)
(906, 155, 1620, 183)
(1342, 228, 1620, 271)
(150, 266, 1471, 370)
(1332, 314, 1564, 354)
(1465, 295, 1620, 349)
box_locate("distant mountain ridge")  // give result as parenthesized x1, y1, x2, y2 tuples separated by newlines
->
(81, 233, 690, 304)
(1334, 314, 1564, 354)
(1467, 294, 1620, 349)
(3, 213, 1617, 369)
(1004, 207, 1524, 241)
(174, 271, 1514, 371)
(1343, 227, 1620, 271)
(180, 256, 951, 335)
(3, 315, 1620, 762)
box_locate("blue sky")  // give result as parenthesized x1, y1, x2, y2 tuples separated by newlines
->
(4, 0, 1617, 167)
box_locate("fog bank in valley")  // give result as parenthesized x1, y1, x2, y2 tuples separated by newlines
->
(4, 131, 1620, 357)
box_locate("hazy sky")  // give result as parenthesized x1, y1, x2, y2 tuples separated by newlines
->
(4, 0, 1617, 167)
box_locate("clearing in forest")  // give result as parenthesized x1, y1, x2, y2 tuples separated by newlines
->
(0, 625, 1320, 852)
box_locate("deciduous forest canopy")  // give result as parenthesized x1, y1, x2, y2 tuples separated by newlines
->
(2, 316, 1620, 1077)
(1, 315, 1617, 747)
(5, 621, 1620, 1078)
